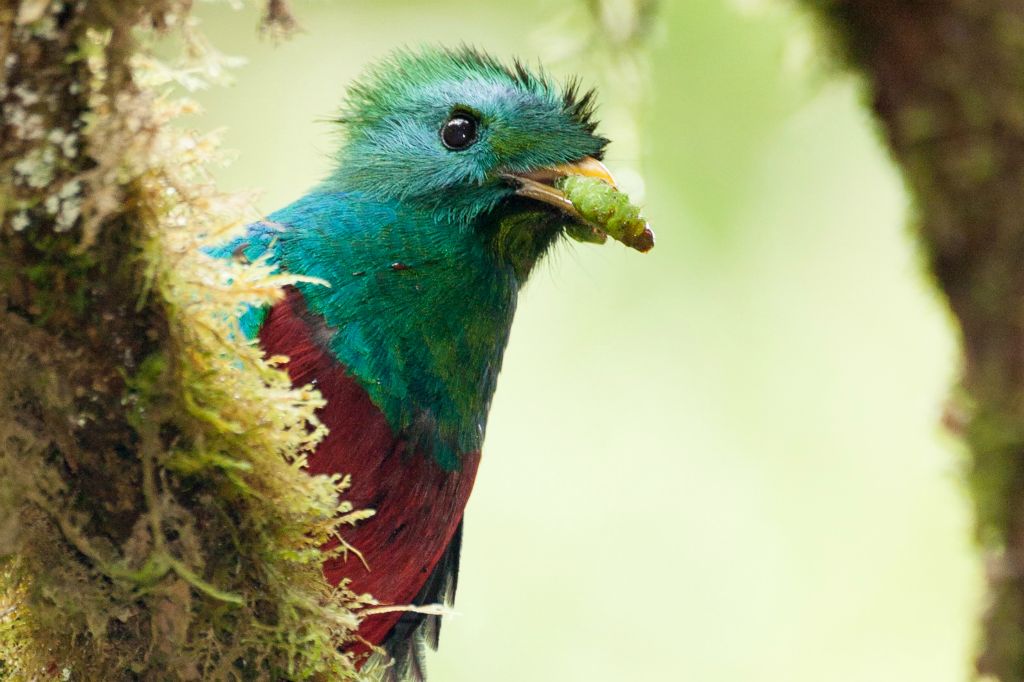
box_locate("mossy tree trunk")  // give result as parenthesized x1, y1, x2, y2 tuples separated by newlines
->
(1, 1, 364, 679)
(803, 1, 1024, 678)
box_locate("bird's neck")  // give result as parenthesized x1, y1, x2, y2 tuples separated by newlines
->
(276, 192, 523, 470)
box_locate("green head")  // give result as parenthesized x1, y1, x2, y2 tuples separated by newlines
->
(327, 47, 615, 276)
(279, 48, 630, 468)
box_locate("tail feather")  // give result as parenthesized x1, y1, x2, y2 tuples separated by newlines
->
(380, 520, 463, 680)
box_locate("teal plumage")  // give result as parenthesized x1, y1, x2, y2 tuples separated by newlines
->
(332, 49, 605, 221)
(246, 192, 526, 470)
(214, 47, 630, 680)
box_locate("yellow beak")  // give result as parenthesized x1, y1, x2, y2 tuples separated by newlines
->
(517, 156, 618, 188)
(502, 156, 617, 221)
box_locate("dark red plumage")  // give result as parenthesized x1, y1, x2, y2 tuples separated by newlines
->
(258, 289, 480, 656)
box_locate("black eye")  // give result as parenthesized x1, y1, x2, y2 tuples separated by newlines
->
(440, 113, 478, 150)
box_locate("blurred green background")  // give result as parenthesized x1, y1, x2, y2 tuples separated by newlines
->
(186, 1, 981, 679)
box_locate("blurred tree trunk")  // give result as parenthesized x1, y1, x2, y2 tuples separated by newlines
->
(1, 1, 360, 679)
(803, 2, 1024, 678)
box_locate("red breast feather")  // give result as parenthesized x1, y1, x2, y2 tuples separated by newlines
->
(259, 289, 480, 660)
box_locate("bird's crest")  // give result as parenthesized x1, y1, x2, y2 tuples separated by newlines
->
(335, 46, 601, 136)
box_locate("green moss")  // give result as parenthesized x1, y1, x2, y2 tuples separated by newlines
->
(0, 2, 367, 679)
(897, 106, 941, 146)
(967, 404, 1024, 545)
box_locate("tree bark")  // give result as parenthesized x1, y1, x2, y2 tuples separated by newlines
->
(804, 1, 1024, 678)
(1, 2, 362, 679)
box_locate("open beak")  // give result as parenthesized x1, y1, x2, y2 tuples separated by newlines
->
(502, 155, 654, 252)
(501, 156, 617, 226)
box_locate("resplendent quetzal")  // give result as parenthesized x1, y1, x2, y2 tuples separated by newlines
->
(214, 48, 648, 679)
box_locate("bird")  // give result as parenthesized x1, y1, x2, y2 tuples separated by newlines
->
(212, 47, 637, 680)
